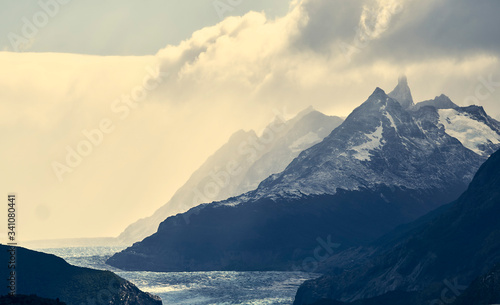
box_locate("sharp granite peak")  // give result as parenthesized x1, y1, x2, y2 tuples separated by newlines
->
(388, 75, 414, 109)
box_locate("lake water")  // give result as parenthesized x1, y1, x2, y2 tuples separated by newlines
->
(38, 247, 320, 305)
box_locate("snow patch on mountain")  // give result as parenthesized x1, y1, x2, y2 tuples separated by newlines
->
(438, 109, 500, 155)
(384, 110, 398, 131)
(351, 124, 384, 161)
(289, 132, 322, 153)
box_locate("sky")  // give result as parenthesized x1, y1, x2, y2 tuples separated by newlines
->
(1, 0, 500, 241)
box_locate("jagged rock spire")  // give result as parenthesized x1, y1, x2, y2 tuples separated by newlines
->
(388, 75, 414, 109)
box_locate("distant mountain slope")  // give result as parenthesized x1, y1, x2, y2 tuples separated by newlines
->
(0, 245, 161, 305)
(117, 108, 343, 244)
(413, 94, 459, 110)
(236, 110, 343, 194)
(293, 148, 500, 305)
(107, 78, 500, 272)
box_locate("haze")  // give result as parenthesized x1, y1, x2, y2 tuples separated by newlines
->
(1, 0, 499, 241)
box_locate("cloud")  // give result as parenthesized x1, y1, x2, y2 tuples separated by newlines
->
(290, 0, 363, 52)
(151, 0, 500, 113)
(355, 0, 500, 63)
(0, 0, 292, 55)
(2, 0, 500, 241)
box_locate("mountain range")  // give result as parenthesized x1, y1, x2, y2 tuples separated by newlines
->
(107, 77, 500, 273)
(117, 107, 343, 245)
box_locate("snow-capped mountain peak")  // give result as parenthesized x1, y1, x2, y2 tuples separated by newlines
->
(239, 84, 493, 203)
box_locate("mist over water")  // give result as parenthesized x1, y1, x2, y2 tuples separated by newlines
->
(39, 247, 320, 305)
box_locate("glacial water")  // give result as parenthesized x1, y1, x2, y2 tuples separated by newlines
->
(39, 247, 320, 305)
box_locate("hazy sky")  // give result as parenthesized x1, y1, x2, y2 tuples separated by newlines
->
(0, 0, 291, 55)
(1, 0, 500, 241)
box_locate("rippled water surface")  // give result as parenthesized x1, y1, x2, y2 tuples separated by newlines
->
(40, 247, 320, 305)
